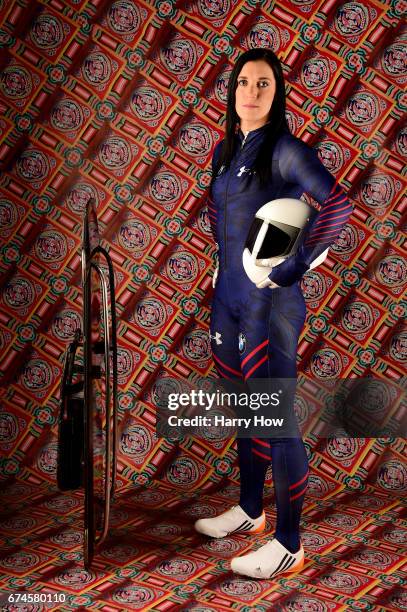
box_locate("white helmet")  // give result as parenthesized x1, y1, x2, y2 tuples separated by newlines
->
(242, 198, 329, 285)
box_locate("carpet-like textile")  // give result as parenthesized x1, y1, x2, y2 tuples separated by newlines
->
(0, 0, 405, 609)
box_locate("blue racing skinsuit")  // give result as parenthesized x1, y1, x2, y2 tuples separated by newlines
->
(208, 124, 352, 552)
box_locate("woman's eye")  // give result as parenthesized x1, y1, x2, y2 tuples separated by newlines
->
(237, 79, 269, 87)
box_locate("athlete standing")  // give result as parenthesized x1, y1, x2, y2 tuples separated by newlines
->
(194, 48, 353, 580)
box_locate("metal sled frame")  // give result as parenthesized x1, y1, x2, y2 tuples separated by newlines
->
(82, 200, 118, 569)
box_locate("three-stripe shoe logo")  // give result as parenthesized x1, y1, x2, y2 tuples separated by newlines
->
(228, 519, 255, 535)
(266, 551, 299, 578)
(231, 539, 304, 579)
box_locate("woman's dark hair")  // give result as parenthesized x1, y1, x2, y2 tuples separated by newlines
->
(213, 48, 289, 187)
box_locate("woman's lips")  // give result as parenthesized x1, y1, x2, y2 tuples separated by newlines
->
(243, 105, 258, 108)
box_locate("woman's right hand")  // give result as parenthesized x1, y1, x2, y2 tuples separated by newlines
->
(256, 274, 279, 289)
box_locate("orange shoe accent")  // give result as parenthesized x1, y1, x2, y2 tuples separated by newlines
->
(249, 512, 266, 534)
(285, 548, 305, 573)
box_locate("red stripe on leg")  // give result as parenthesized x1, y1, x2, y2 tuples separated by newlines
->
(253, 438, 271, 449)
(252, 448, 271, 461)
(290, 484, 308, 501)
(289, 470, 309, 491)
(241, 339, 268, 368)
(212, 353, 242, 377)
(244, 355, 268, 380)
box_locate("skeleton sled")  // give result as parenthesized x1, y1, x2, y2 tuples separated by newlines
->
(57, 199, 118, 569)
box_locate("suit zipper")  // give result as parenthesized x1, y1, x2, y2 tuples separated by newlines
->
(224, 135, 247, 270)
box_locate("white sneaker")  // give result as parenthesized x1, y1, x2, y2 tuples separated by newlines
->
(194, 505, 266, 539)
(231, 538, 304, 579)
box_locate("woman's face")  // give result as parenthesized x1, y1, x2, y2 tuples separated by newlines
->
(235, 60, 277, 131)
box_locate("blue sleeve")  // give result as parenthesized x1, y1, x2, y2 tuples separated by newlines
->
(269, 135, 353, 287)
(207, 141, 222, 243)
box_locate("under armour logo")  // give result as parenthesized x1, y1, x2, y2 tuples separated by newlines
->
(237, 165, 251, 177)
(210, 332, 222, 345)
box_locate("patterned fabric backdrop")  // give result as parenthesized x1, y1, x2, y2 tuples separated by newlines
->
(0, 0, 406, 610)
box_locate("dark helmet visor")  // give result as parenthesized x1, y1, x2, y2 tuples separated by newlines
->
(245, 217, 302, 259)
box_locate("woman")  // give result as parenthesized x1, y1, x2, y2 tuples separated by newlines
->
(194, 48, 352, 579)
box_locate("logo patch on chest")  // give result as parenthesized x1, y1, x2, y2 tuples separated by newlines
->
(237, 165, 252, 177)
